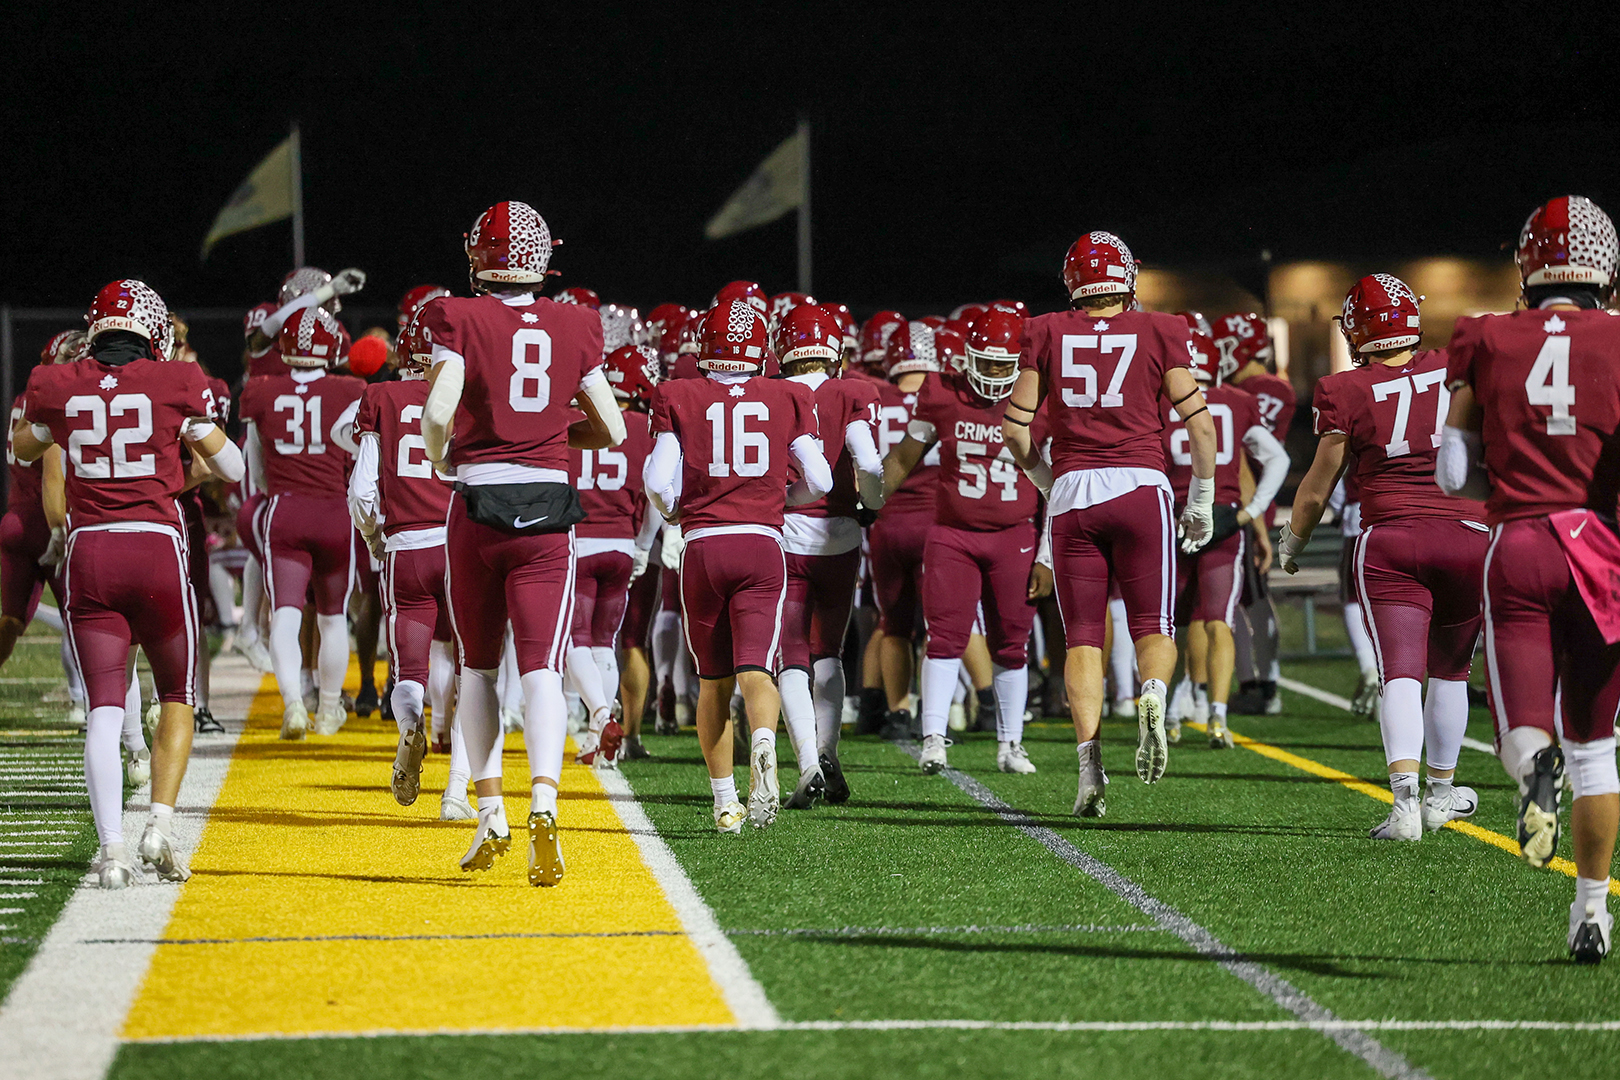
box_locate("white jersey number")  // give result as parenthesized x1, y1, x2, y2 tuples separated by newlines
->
(705, 400, 771, 478)
(395, 404, 433, 479)
(1525, 336, 1576, 436)
(509, 329, 553, 414)
(272, 394, 327, 455)
(1060, 334, 1137, 409)
(1370, 370, 1448, 457)
(65, 394, 156, 479)
(956, 441, 1020, 501)
(1170, 402, 1235, 466)
(576, 447, 629, 491)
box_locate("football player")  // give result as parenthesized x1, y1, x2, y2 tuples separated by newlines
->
(885, 307, 1054, 775)
(774, 304, 883, 807)
(422, 200, 624, 885)
(1439, 196, 1620, 962)
(1280, 274, 1484, 841)
(642, 300, 831, 832)
(1004, 232, 1216, 815)
(13, 281, 244, 887)
(239, 308, 365, 740)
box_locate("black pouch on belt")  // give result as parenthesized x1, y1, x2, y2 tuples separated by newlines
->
(453, 482, 585, 535)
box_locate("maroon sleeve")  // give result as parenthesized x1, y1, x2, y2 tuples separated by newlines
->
(1312, 375, 1345, 436)
(1017, 318, 1044, 373)
(422, 299, 461, 357)
(20, 366, 55, 426)
(1445, 315, 1484, 389)
(1158, 316, 1193, 375)
(790, 381, 818, 442)
(355, 385, 381, 436)
(650, 382, 676, 436)
(238, 377, 264, 425)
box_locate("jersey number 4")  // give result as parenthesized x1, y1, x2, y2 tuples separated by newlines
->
(65, 393, 156, 478)
(1060, 334, 1137, 408)
(1525, 336, 1576, 436)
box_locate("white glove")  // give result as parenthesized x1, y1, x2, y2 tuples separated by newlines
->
(630, 545, 651, 582)
(1178, 475, 1214, 554)
(1021, 459, 1054, 500)
(659, 526, 685, 570)
(1277, 525, 1305, 575)
(39, 526, 65, 569)
(332, 268, 367, 296)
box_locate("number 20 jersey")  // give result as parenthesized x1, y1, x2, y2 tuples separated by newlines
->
(1446, 308, 1620, 526)
(353, 380, 453, 535)
(1018, 309, 1190, 477)
(422, 295, 604, 472)
(23, 356, 214, 532)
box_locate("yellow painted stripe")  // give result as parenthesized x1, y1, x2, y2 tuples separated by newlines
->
(1189, 720, 1619, 894)
(123, 665, 735, 1040)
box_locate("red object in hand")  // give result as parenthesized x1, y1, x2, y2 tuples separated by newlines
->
(348, 334, 388, 376)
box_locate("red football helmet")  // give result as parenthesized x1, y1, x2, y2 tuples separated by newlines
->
(1339, 274, 1422, 360)
(885, 321, 939, 379)
(988, 299, 1028, 319)
(554, 287, 601, 308)
(465, 201, 557, 287)
(819, 303, 858, 359)
(1178, 310, 1213, 337)
(860, 310, 906, 366)
(40, 329, 86, 366)
(676, 309, 705, 356)
(934, 327, 967, 373)
(919, 314, 948, 330)
(774, 304, 844, 370)
(712, 280, 768, 314)
(698, 300, 771, 374)
(600, 303, 643, 353)
(769, 291, 815, 323)
(85, 279, 173, 360)
(964, 308, 1023, 400)
(950, 302, 989, 324)
(1211, 312, 1272, 378)
(603, 343, 660, 408)
(395, 304, 436, 376)
(278, 306, 348, 369)
(1517, 195, 1618, 294)
(1186, 331, 1221, 385)
(1062, 232, 1137, 301)
(398, 284, 451, 331)
(280, 267, 337, 310)
(646, 303, 691, 347)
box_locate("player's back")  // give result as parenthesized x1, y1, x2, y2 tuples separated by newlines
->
(573, 409, 652, 541)
(425, 295, 601, 473)
(1163, 383, 1256, 509)
(240, 371, 365, 497)
(1234, 370, 1296, 438)
(356, 379, 453, 534)
(791, 373, 879, 520)
(1019, 308, 1188, 475)
(875, 378, 938, 514)
(1447, 308, 1620, 525)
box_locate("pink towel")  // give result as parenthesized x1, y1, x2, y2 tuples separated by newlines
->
(1551, 509, 1620, 644)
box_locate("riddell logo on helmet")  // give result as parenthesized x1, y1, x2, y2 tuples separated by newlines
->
(1537, 266, 1604, 283)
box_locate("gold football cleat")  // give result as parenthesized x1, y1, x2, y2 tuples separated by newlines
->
(528, 810, 565, 887)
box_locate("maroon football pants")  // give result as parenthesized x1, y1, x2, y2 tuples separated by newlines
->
(1051, 485, 1176, 649)
(572, 550, 634, 648)
(781, 547, 861, 671)
(679, 532, 786, 678)
(1175, 523, 1246, 627)
(922, 522, 1038, 668)
(0, 510, 52, 624)
(383, 545, 451, 686)
(1353, 518, 1486, 685)
(263, 493, 354, 616)
(621, 559, 659, 651)
(869, 509, 931, 637)
(446, 495, 574, 674)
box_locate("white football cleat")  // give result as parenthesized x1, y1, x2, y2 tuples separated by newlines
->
(440, 792, 476, 821)
(1165, 713, 1182, 745)
(527, 809, 564, 887)
(1190, 695, 1210, 728)
(500, 707, 523, 734)
(1207, 719, 1234, 750)
(1265, 688, 1284, 715)
(715, 800, 746, 834)
(234, 636, 275, 674)
(1422, 784, 1478, 832)
(1113, 697, 1136, 720)
(142, 702, 159, 746)
(137, 823, 191, 882)
(280, 701, 309, 741)
(94, 842, 135, 890)
(459, 805, 512, 872)
(595, 715, 624, 769)
(947, 701, 968, 732)
(747, 739, 780, 829)
(124, 745, 151, 788)
(997, 741, 1037, 774)
(1074, 741, 1108, 817)
(575, 727, 601, 764)
(1570, 903, 1613, 964)
(1370, 797, 1422, 841)
(919, 733, 950, 775)
(674, 701, 695, 728)
(312, 701, 347, 737)
(68, 701, 87, 733)
(391, 727, 427, 806)
(1135, 691, 1168, 784)
(1167, 677, 1192, 722)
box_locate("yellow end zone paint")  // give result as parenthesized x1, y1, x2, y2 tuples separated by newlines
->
(123, 667, 736, 1040)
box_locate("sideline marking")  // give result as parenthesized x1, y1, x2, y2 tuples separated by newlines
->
(897, 743, 1431, 1080)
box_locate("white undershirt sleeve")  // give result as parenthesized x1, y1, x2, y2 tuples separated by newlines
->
(1240, 424, 1290, 520)
(577, 367, 626, 447)
(423, 350, 464, 464)
(643, 431, 683, 520)
(330, 399, 361, 457)
(201, 438, 245, 483)
(348, 432, 382, 534)
(786, 433, 834, 506)
(244, 422, 267, 492)
(1436, 425, 1490, 499)
(845, 419, 885, 510)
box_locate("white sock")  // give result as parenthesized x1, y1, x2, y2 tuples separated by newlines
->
(61, 635, 85, 705)
(1378, 677, 1425, 765)
(392, 679, 426, 737)
(920, 657, 961, 740)
(992, 663, 1028, 743)
(241, 557, 264, 637)
(1389, 770, 1419, 804)
(1141, 678, 1166, 702)
(33, 603, 63, 632)
(519, 669, 566, 789)
(710, 774, 737, 811)
(1576, 876, 1612, 917)
(428, 640, 456, 740)
(1212, 701, 1228, 722)
(85, 706, 124, 846)
(121, 678, 144, 751)
(446, 716, 471, 798)
(1500, 726, 1554, 790)
(316, 613, 349, 713)
(209, 560, 237, 631)
(952, 667, 970, 704)
(301, 668, 316, 703)
(150, 802, 174, 836)
(476, 796, 507, 832)
(565, 645, 610, 716)
(1343, 602, 1378, 674)
(812, 657, 844, 757)
(1193, 683, 1209, 710)
(1422, 678, 1469, 774)
(591, 646, 619, 713)
(458, 666, 503, 782)
(673, 637, 697, 703)
(652, 610, 681, 683)
(1108, 597, 1136, 697)
(1427, 773, 1453, 799)
(269, 607, 305, 709)
(531, 781, 558, 817)
(778, 667, 819, 769)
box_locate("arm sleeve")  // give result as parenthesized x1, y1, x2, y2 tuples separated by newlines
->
(1312, 378, 1344, 436)
(203, 439, 245, 483)
(244, 421, 267, 492)
(786, 433, 834, 506)
(1437, 425, 1490, 499)
(578, 366, 626, 446)
(348, 432, 383, 533)
(643, 431, 683, 520)
(1240, 424, 1290, 520)
(1036, 513, 1053, 570)
(259, 291, 324, 342)
(845, 419, 885, 509)
(423, 350, 464, 463)
(634, 497, 663, 550)
(330, 397, 361, 457)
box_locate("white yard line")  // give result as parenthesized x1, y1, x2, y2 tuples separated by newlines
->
(1276, 676, 1496, 756)
(0, 657, 260, 1080)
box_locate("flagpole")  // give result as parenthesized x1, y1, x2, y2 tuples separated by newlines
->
(290, 121, 305, 267)
(797, 116, 811, 295)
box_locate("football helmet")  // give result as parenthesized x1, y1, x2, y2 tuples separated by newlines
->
(40, 329, 86, 366)
(1063, 232, 1137, 301)
(646, 303, 691, 348)
(465, 201, 557, 287)
(280, 266, 337, 310)
(277, 306, 348, 369)
(964, 308, 1023, 400)
(1517, 195, 1618, 293)
(919, 314, 948, 330)
(603, 343, 660, 408)
(600, 303, 643, 353)
(554, 286, 601, 308)
(988, 299, 1029, 318)
(821, 303, 858, 360)
(774, 304, 843, 370)
(1186, 330, 1221, 385)
(712, 280, 768, 313)
(934, 326, 967, 373)
(950, 301, 989, 324)
(395, 304, 437, 376)
(398, 284, 451, 331)
(1177, 310, 1213, 337)
(860, 310, 906, 366)
(1211, 312, 1272, 378)
(698, 299, 771, 374)
(1339, 274, 1422, 359)
(769, 291, 815, 325)
(885, 321, 939, 379)
(676, 309, 705, 356)
(85, 280, 173, 361)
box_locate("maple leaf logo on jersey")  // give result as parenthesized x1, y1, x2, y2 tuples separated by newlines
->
(1093, 320, 1110, 332)
(728, 385, 746, 397)
(98, 374, 118, 390)
(521, 313, 539, 323)
(1544, 314, 1567, 334)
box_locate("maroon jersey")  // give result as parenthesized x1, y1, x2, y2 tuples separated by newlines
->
(239, 372, 365, 497)
(914, 372, 1042, 531)
(6, 392, 44, 521)
(354, 379, 454, 535)
(791, 375, 881, 520)
(1233, 370, 1296, 438)
(1018, 309, 1190, 476)
(1312, 350, 1478, 527)
(205, 376, 232, 427)
(876, 379, 939, 515)
(1163, 383, 1260, 509)
(23, 357, 213, 532)
(669, 354, 702, 381)
(572, 409, 653, 541)
(423, 295, 603, 472)
(651, 376, 817, 534)
(1447, 308, 1620, 526)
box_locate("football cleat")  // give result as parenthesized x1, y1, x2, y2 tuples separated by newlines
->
(1422, 784, 1478, 832)
(1370, 798, 1422, 841)
(785, 763, 826, 809)
(440, 791, 476, 820)
(1074, 741, 1109, 817)
(1569, 903, 1613, 965)
(1207, 719, 1234, 750)
(596, 716, 625, 768)
(1264, 687, 1283, 715)
(69, 701, 87, 733)
(880, 709, 914, 741)
(997, 741, 1037, 774)
(947, 700, 967, 732)
(1135, 691, 1168, 784)
(500, 707, 523, 733)
(820, 752, 851, 804)
(1351, 669, 1380, 720)
(747, 740, 780, 829)
(142, 701, 159, 746)
(1113, 697, 1136, 720)
(1168, 677, 1192, 721)
(391, 727, 428, 807)
(1518, 746, 1564, 868)
(622, 736, 651, 760)
(280, 701, 309, 741)
(1166, 714, 1182, 745)
(355, 684, 379, 719)
(459, 807, 512, 872)
(1190, 694, 1210, 728)
(137, 823, 191, 882)
(94, 843, 135, 890)
(527, 809, 565, 887)
(575, 727, 601, 765)
(234, 636, 274, 673)
(312, 702, 347, 737)
(193, 706, 224, 734)
(715, 800, 747, 834)
(919, 734, 950, 775)
(673, 701, 695, 728)
(123, 745, 151, 788)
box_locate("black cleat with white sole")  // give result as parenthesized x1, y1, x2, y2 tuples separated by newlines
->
(1517, 745, 1564, 869)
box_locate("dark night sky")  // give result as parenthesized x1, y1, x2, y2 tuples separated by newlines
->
(6, 5, 1620, 320)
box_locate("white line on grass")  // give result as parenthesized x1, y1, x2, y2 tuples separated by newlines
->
(0, 657, 259, 1080)
(593, 766, 780, 1029)
(899, 742, 1432, 1080)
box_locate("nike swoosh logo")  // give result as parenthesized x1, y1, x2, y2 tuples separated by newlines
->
(1020, 547, 1034, 554)
(1571, 518, 1589, 540)
(513, 515, 548, 529)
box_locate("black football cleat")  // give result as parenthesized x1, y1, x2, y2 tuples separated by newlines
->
(193, 706, 225, 734)
(1518, 745, 1565, 869)
(820, 752, 850, 804)
(355, 684, 379, 719)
